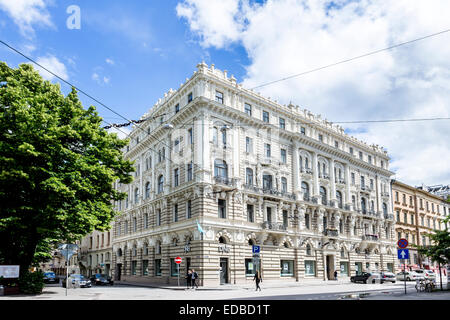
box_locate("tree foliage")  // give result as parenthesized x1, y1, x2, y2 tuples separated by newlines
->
(417, 230, 450, 266)
(0, 62, 133, 278)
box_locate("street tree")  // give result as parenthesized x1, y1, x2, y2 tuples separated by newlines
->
(0, 62, 133, 280)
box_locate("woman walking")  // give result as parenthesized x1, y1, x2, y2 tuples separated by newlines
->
(185, 269, 192, 289)
(253, 270, 262, 291)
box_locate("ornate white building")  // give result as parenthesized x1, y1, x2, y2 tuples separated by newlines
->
(110, 62, 397, 286)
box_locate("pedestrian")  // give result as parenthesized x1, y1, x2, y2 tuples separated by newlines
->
(185, 269, 192, 289)
(191, 269, 199, 289)
(253, 270, 262, 291)
(334, 270, 338, 281)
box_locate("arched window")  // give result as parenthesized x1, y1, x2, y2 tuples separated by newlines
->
(383, 203, 388, 215)
(218, 236, 226, 244)
(117, 248, 122, 257)
(281, 177, 287, 193)
(361, 198, 367, 213)
(158, 175, 164, 194)
(305, 157, 309, 169)
(221, 128, 227, 148)
(306, 244, 312, 255)
(162, 148, 165, 160)
(341, 248, 346, 258)
(144, 213, 148, 229)
(320, 186, 327, 205)
(134, 188, 139, 204)
(299, 156, 303, 170)
(214, 159, 228, 178)
(145, 182, 151, 199)
(248, 239, 255, 246)
(246, 168, 253, 185)
(336, 191, 343, 208)
(301, 182, 309, 200)
(371, 200, 375, 212)
(155, 241, 161, 254)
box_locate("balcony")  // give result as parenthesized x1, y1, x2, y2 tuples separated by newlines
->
(336, 179, 346, 185)
(362, 234, 379, 241)
(262, 221, 287, 231)
(301, 167, 313, 175)
(243, 184, 260, 193)
(323, 229, 339, 237)
(319, 174, 330, 180)
(384, 213, 394, 220)
(243, 185, 296, 200)
(381, 191, 390, 197)
(214, 176, 235, 186)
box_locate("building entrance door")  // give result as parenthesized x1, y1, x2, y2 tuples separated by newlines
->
(116, 263, 122, 281)
(220, 258, 228, 284)
(326, 255, 335, 280)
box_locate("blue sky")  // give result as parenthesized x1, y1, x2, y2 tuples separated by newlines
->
(0, 0, 249, 123)
(0, 0, 449, 186)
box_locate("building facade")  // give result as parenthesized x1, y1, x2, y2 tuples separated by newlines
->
(392, 180, 447, 271)
(109, 62, 397, 286)
(78, 230, 113, 277)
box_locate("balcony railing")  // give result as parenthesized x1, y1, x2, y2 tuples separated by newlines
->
(336, 179, 346, 184)
(323, 229, 339, 237)
(214, 176, 234, 186)
(301, 167, 313, 174)
(384, 213, 394, 220)
(381, 192, 390, 197)
(262, 221, 287, 231)
(362, 234, 379, 241)
(243, 185, 296, 200)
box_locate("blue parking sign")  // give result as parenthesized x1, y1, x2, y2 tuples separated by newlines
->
(397, 249, 409, 260)
(252, 245, 260, 254)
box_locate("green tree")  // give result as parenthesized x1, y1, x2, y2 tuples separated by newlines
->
(0, 62, 133, 282)
(417, 230, 450, 290)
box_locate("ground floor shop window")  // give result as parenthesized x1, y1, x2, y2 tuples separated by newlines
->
(355, 262, 362, 275)
(171, 259, 179, 277)
(245, 259, 258, 276)
(142, 260, 149, 276)
(155, 259, 161, 276)
(387, 263, 394, 273)
(131, 261, 137, 275)
(340, 262, 349, 276)
(305, 260, 316, 276)
(281, 260, 294, 276)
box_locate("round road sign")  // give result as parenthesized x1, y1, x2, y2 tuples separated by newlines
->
(175, 257, 182, 264)
(397, 238, 408, 249)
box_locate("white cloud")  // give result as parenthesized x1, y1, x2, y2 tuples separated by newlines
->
(35, 55, 68, 81)
(107, 126, 130, 140)
(177, 0, 450, 186)
(106, 58, 115, 65)
(92, 71, 110, 85)
(0, 0, 53, 37)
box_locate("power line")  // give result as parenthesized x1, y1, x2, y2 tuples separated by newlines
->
(250, 28, 450, 90)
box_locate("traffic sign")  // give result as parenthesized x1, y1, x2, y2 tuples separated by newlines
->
(252, 245, 260, 254)
(397, 249, 409, 260)
(174, 257, 182, 264)
(397, 238, 408, 249)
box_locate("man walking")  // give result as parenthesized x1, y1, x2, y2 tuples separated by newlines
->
(253, 270, 262, 291)
(191, 269, 199, 289)
(334, 270, 338, 281)
(185, 269, 192, 289)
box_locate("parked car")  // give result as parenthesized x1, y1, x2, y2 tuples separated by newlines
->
(350, 272, 381, 284)
(396, 271, 423, 281)
(414, 269, 436, 280)
(380, 272, 396, 283)
(62, 274, 92, 288)
(43, 271, 59, 284)
(90, 274, 114, 286)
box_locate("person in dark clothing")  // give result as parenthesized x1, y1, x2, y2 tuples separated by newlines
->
(191, 269, 199, 289)
(334, 270, 338, 281)
(253, 270, 262, 291)
(185, 269, 192, 289)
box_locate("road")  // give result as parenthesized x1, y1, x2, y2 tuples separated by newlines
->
(1, 281, 449, 300)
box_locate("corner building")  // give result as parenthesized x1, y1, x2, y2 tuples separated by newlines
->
(111, 63, 397, 286)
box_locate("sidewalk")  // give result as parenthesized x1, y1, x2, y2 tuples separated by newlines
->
(115, 278, 354, 291)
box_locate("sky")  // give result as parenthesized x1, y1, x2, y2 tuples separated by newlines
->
(0, 0, 449, 187)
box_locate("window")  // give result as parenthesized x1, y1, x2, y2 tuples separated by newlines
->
(218, 199, 226, 219)
(320, 186, 327, 205)
(381, 160, 384, 168)
(281, 149, 287, 163)
(245, 137, 252, 153)
(360, 176, 365, 188)
(214, 159, 228, 178)
(370, 179, 374, 190)
(156, 209, 161, 226)
(411, 214, 414, 225)
(263, 111, 269, 123)
(174, 204, 178, 222)
(187, 162, 193, 181)
(281, 177, 287, 193)
(155, 259, 161, 276)
(305, 261, 316, 276)
(142, 260, 149, 276)
(246, 168, 253, 185)
(279, 117, 285, 129)
(398, 232, 402, 240)
(134, 188, 139, 204)
(146, 157, 152, 170)
(421, 216, 424, 226)
(336, 191, 343, 208)
(351, 173, 355, 185)
(349, 147, 354, 155)
(305, 213, 310, 229)
(361, 198, 367, 213)
(318, 134, 323, 142)
(335, 141, 339, 148)
(245, 259, 259, 276)
(368, 155, 372, 164)
(282, 210, 288, 227)
(188, 128, 193, 144)
(174, 168, 179, 187)
(221, 129, 227, 148)
(301, 182, 309, 200)
(215, 91, 223, 104)
(187, 200, 192, 219)
(263, 174, 273, 190)
(245, 103, 252, 116)
(144, 213, 148, 229)
(175, 104, 180, 113)
(280, 260, 294, 276)
(212, 127, 218, 145)
(359, 151, 363, 160)
(131, 261, 137, 275)
(300, 127, 306, 135)
(145, 182, 151, 199)
(187, 92, 193, 103)
(265, 143, 271, 158)
(158, 175, 164, 194)
(247, 204, 254, 223)
(402, 194, 406, 204)
(403, 212, 407, 224)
